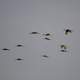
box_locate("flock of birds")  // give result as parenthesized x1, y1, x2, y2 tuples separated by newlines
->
(0, 28, 72, 62)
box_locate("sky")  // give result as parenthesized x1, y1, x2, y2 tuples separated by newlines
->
(0, 0, 80, 80)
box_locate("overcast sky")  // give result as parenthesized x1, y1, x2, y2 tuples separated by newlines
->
(0, 0, 80, 80)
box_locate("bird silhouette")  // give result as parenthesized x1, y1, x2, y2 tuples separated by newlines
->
(29, 32, 40, 34)
(16, 44, 23, 47)
(42, 54, 48, 58)
(16, 58, 24, 61)
(44, 37, 51, 40)
(60, 45, 67, 49)
(1, 48, 10, 51)
(42, 33, 51, 36)
(64, 29, 72, 35)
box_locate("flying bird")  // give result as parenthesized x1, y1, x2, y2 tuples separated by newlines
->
(1, 48, 10, 51)
(42, 54, 48, 58)
(16, 58, 24, 61)
(16, 44, 24, 47)
(64, 29, 72, 35)
(60, 44, 67, 49)
(29, 32, 40, 34)
(0, 48, 11, 56)
(42, 32, 54, 37)
(42, 33, 51, 36)
(43, 37, 51, 40)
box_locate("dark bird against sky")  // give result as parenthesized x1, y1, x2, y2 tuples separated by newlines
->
(60, 44, 67, 49)
(42, 54, 49, 58)
(29, 32, 40, 34)
(16, 58, 24, 61)
(42, 33, 51, 36)
(44, 37, 51, 40)
(1, 48, 10, 51)
(64, 29, 72, 35)
(16, 44, 24, 47)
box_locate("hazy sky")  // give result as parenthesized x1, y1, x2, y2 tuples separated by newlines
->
(0, 0, 80, 80)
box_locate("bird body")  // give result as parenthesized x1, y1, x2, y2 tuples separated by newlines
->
(16, 58, 23, 61)
(64, 29, 72, 35)
(42, 33, 51, 36)
(29, 32, 40, 34)
(44, 37, 51, 40)
(60, 45, 67, 49)
(16, 44, 23, 47)
(42, 54, 48, 58)
(1, 48, 10, 51)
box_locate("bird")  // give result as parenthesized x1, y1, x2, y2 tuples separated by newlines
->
(42, 33, 51, 36)
(0, 48, 11, 56)
(42, 54, 48, 58)
(29, 32, 40, 34)
(16, 58, 24, 61)
(16, 44, 23, 47)
(64, 29, 72, 35)
(60, 45, 67, 49)
(44, 37, 51, 40)
(1, 48, 10, 51)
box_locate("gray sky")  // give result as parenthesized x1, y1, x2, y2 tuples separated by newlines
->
(0, 0, 80, 80)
